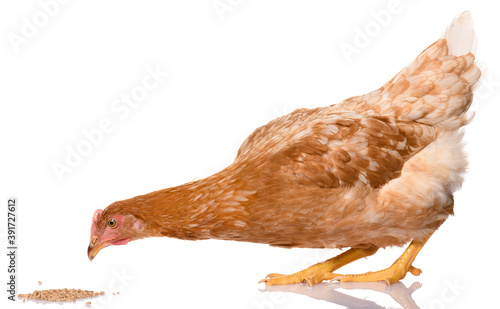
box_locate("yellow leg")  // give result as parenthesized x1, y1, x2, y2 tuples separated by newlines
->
(332, 235, 432, 285)
(260, 245, 378, 286)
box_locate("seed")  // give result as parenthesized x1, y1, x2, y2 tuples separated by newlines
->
(38, 281, 42, 285)
(17, 289, 105, 302)
(86, 301, 92, 307)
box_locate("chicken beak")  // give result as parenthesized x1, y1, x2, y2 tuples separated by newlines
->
(87, 241, 108, 261)
(87, 245, 96, 261)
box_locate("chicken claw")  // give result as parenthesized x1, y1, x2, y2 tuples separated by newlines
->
(260, 269, 336, 286)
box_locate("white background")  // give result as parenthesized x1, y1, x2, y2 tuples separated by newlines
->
(1, 1, 499, 308)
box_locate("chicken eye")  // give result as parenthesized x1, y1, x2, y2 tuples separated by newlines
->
(107, 218, 117, 228)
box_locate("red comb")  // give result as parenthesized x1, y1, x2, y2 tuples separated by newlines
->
(91, 209, 103, 236)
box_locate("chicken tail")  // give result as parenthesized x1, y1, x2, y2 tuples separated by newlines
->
(373, 11, 481, 130)
(441, 10, 477, 57)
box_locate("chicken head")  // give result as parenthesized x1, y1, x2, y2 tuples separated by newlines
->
(87, 208, 144, 261)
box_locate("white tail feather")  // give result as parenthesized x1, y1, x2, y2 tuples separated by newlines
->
(442, 11, 477, 56)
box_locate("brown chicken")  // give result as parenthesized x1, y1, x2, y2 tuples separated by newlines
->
(88, 12, 481, 286)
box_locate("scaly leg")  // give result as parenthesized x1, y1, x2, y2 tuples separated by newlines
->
(332, 234, 432, 285)
(260, 245, 378, 286)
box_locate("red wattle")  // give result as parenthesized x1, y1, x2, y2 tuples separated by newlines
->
(112, 238, 130, 246)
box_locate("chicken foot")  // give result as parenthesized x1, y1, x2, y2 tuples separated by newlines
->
(331, 235, 432, 285)
(260, 245, 379, 286)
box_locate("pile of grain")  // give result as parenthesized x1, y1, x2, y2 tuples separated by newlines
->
(18, 289, 104, 302)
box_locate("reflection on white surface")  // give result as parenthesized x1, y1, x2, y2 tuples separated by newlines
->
(263, 281, 421, 309)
